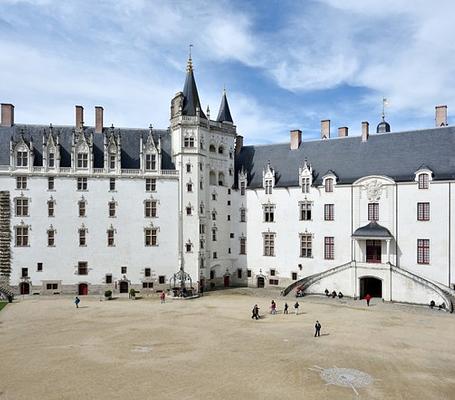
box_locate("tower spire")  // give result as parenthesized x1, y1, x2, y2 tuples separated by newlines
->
(181, 46, 206, 119)
(187, 44, 193, 72)
(216, 88, 233, 123)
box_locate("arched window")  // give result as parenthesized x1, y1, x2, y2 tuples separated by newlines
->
(209, 144, 216, 153)
(218, 146, 224, 155)
(209, 171, 216, 185)
(218, 172, 225, 186)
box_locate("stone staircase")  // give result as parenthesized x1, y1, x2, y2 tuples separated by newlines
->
(0, 191, 12, 300)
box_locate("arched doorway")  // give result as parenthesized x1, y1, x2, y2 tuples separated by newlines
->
(78, 283, 88, 296)
(119, 281, 129, 294)
(19, 282, 30, 295)
(224, 275, 230, 288)
(359, 277, 382, 298)
(257, 276, 265, 288)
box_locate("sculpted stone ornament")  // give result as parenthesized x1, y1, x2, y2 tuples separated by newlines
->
(364, 180, 383, 202)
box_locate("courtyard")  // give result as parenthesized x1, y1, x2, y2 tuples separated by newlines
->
(1, 289, 454, 400)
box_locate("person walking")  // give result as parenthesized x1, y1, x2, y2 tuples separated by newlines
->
(160, 291, 166, 304)
(365, 293, 372, 307)
(284, 302, 289, 314)
(271, 300, 277, 315)
(294, 301, 300, 315)
(251, 304, 260, 320)
(75, 296, 80, 309)
(314, 320, 321, 337)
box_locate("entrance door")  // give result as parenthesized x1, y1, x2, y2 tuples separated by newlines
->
(224, 275, 230, 288)
(257, 276, 265, 288)
(366, 240, 382, 263)
(19, 282, 30, 295)
(359, 277, 382, 298)
(78, 283, 88, 296)
(119, 281, 129, 293)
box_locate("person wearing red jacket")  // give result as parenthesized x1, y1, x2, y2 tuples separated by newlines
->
(365, 293, 372, 306)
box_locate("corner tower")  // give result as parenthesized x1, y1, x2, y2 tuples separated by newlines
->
(170, 55, 237, 291)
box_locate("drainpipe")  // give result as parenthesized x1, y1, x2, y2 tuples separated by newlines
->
(449, 182, 452, 287)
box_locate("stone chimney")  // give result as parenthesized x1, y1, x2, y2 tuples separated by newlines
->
(290, 129, 302, 150)
(321, 119, 330, 139)
(1, 103, 14, 127)
(338, 127, 348, 137)
(435, 105, 448, 127)
(361, 121, 369, 142)
(235, 135, 244, 155)
(95, 106, 104, 133)
(75, 105, 84, 129)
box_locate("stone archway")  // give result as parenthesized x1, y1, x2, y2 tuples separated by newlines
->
(257, 276, 265, 288)
(19, 282, 30, 295)
(119, 281, 129, 294)
(359, 276, 382, 298)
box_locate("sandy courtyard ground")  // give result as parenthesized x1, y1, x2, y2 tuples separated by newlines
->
(1, 289, 455, 400)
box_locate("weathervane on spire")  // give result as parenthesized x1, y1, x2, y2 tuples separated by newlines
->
(382, 97, 388, 120)
(187, 44, 193, 72)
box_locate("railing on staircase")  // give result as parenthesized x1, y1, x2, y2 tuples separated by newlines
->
(388, 263, 454, 313)
(281, 261, 353, 297)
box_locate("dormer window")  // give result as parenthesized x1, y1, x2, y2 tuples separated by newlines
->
(262, 162, 275, 195)
(48, 152, 55, 168)
(418, 173, 429, 189)
(77, 153, 88, 168)
(145, 154, 156, 171)
(265, 179, 273, 194)
(109, 154, 116, 170)
(299, 161, 313, 193)
(325, 178, 333, 193)
(302, 178, 310, 193)
(16, 151, 28, 167)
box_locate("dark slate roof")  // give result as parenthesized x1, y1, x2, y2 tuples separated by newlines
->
(182, 61, 206, 119)
(0, 124, 174, 170)
(352, 222, 392, 238)
(235, 126, 455, 188)
(216, 91, 233, 123)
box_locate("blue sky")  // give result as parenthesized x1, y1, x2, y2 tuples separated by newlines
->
(0, 0, 454, 144)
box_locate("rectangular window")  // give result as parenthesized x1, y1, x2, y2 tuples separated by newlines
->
(144, 200, 157, 218)
(16, 176, 27, 189)
(48, 153, 55, 168)
(187, 183, 193, 192)
(417, 239, 430, 264)
(21, 267, 28, 278)
(109, 155, 116, 169)
(79, 229, 86, 246)
(417, 202, 430, 221)
(247, 269, 252, 278)
(240, 237, 246, 255)
(265, 179, 273, 194)
(15, 226, 29, 246)
(145, 154, 156, 170)
(158, 275, 165, 284)
(240, 208, 246, 222)
(213, 252, 218, 259)
(270, 269, 276, 276)
(368, 203, 379, 221)
(37, 262, 43, 272)
(78, 201, 86, 217)
(109, 178, 116, 191)
(292, 272, 298, 280)
(199, 224, 205, 234)
(263, 233, 275, 256)
(77, 153, 88, 168)
(78, 262, 88, 275)
(302, 177, 310, 193)
(324, 204, 334, 221)
(107, 229, 115, 246)
(299, 201, 312, 221)
(47, 230, 55, 246)
(105, 274, 113, 284)
(240, 181, 246, 196)
(186, 163, 191, 173)
(48, 201, 54, 217)
(212, 229, 217, 241)
(143, 282, 153, 289)
(186, 206, 192, 216)
(48, 177, 55, 190)
(212, 211, 216, 220)
(121, 266, 127, 274)
(237, 269, 242, 279)
(46, 283, 58, 290)
(324, 236, 334, 260)
(227, 200, 231, 206)
(144, 268, 151, 277)
(108, 202, 116, 217)
(146, 178, 156, 192)
(418, 174, 429, 189)
(16, 151, 28, 167)
(325, 178, 334, 192)
(263, 204, 275, 222)
(185, 242, 192, 252)
(77, 177, 88, 191)
(145, 228, 158, 246)
(300, 234, 312, 258)
(269, 279, 279, 285)
(184, 137, 194, 148)
(15, 198, 29, 217)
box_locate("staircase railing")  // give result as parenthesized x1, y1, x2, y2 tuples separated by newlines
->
(281, 261, 353, 297)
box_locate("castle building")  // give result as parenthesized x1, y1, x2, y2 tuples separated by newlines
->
(0, 58, 454, 309)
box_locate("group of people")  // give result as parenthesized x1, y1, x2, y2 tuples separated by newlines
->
(325, 288, 343, 299)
